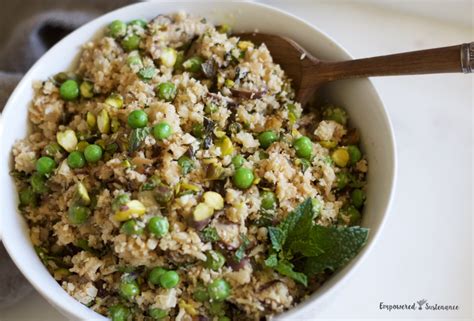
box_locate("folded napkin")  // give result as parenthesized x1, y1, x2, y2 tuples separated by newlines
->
(0, 0, 136, 309)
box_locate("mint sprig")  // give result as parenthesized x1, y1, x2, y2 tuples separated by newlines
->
(264, 198, 369, 286)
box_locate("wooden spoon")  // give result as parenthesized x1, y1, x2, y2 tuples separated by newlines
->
(237, 33, 473, 105)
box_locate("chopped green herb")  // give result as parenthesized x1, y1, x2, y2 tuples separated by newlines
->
(234, 234, 250, 262)
(137, 67, 157, 80)
(128, 127, 150, 153)
(201, 227, 219, 243)
(265, 198, 369, 285)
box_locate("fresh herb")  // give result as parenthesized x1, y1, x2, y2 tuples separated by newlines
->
(234, 234, 250, 262)
(34, 246, 64, 266)
(137, 67, 157, 80)
(141, 175, 161, 191)
(177, 156, 194, 175)
(275, 259, 308, 286)
(201, 227, 220, 243)
(128, 127, 150, 153)
(265, 198, 369, 286)
(254, 209, 274, 227)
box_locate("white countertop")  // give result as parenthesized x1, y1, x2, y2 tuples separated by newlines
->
(1, 1, 472, 320)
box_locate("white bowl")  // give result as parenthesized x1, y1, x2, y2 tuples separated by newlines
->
(0, 2, 396, 320)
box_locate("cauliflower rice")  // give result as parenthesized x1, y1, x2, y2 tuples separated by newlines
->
(11, 12, 368, 321)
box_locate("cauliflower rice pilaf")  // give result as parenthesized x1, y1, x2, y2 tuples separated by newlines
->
(11, 12, 369, 321)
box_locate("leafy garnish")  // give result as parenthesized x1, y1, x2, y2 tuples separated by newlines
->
(301, 225, 370, 276)
(137, 67, 157, 80)
(141, 175, 161, 191)
(128, 127, 150, 153)
(201, 227, 220, 243)
(274, 260, 308, 286)
(264, 198, 369, 286)
(234, 234, 250, 262)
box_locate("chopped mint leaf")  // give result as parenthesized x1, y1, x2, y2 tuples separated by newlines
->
(264, 254, 278, 268)
(129, 127, 150, 153)
(234, 234, 250, 262)
(268, 198, 314, 252)
(274, 260, 307, 286)
(201, 227, 220, 243)
(267, 226, 285, 252)
(285, 198, 315, 246)
(137, 66, 156, 80)
(302, 225, 369, 275)
(264, 198, 369, 286)
(288, 239, 324, 257)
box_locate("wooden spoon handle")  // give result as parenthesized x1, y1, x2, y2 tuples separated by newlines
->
(317, 42, 473, 81)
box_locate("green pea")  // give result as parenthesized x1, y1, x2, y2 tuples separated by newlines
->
(59, 79, 79, 101)
(208, 278, 231, 301)
(36, 156, 57, 175)
(205, 250, 226, 271)
(258, 131, 278, 149)
(19, 187, 37, 207)
(232, 167, 254, 189)
(152, 122, 172, 140)
(121, 220, 144, 235)
(231, 155, 244, 169)
(128, 110, 148, 129)
(129, 19, 147, 28)
(68, 205, 90, 225)
(193, 285, 209, 302)
(108, 304, 130, 321)
(121, 34, 141, 52)
(182, 56, 203, 73)
(346, 205, 361, 225)
(148, 267, 167, 285)
(156, 82, 176, 102)
(322, 106, 348, 125)
(347, 145, 362, 165)
(177, 156, 194, 175)
(84, 144, 103, 163)
(261, 191, 277, 210)
(336, 172, 350, 189)
(149, 307, 167, 320)
(159, 270, 180, 289)
(108, 20, 127, 38)
(293, 136, 313, 159)
(350, 189, 365, 208)
(119, 280, 140, 299)
(147, 216, 169, 237)
(191, 123, 204, 139)
(67, 151, 86, 169)
(31, 172, 47, 194)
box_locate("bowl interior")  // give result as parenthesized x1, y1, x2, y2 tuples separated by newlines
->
(0, 2, 396, 320)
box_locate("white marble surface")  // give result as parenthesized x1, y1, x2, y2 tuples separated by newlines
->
(1, 1, 472, 320)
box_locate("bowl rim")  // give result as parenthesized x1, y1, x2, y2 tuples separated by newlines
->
(0, 1, 397, 320)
